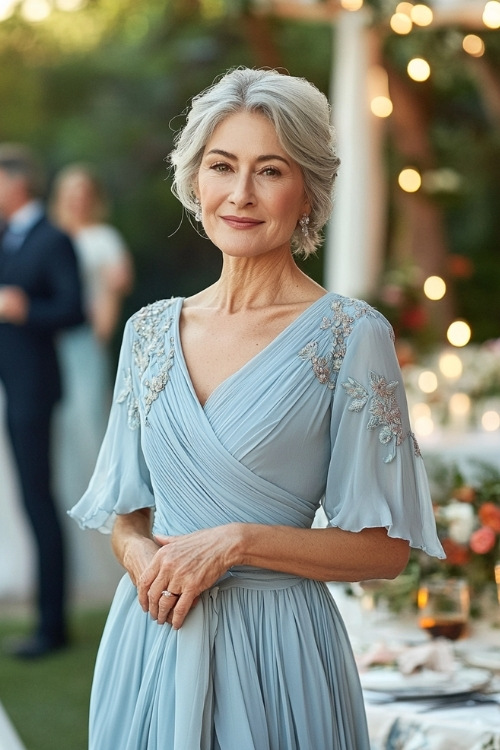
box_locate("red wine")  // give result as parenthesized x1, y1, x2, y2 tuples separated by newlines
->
(419, 616, 466, 641)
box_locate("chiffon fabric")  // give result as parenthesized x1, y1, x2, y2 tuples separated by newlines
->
(69, 292, 444, 750)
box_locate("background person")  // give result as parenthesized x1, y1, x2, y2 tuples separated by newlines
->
(69, 68, 444, 749)
(50, 163, 134, 511)
(0, 143, 84, 658)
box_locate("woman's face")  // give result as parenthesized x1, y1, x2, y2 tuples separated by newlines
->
(56, 173, 96, 225)
(196, 110, 309, 260)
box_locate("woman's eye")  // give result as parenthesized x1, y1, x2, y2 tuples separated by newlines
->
(211, 162, 230, 173)
(261, 167, 281, 177)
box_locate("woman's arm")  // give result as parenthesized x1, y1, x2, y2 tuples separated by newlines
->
(136, 522, 409, 630)
(111, 508, 159, 586)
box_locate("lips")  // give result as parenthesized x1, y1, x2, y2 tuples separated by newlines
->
(220, 215, 264, 229)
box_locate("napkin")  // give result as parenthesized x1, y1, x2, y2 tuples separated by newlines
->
(357, 638, 455, 675)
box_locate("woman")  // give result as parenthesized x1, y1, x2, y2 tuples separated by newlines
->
(70, 68, 444, 750)
(51, 165, 133, 509)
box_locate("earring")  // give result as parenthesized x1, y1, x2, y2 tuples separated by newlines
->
(194, 199, 202, 222)
(299, 214, 310, 238)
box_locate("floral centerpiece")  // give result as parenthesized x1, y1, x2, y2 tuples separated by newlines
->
(416, 458, 500, 613)
(353, 459, 500, 615)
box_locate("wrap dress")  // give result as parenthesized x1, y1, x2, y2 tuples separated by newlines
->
(69, 292, 444, 750)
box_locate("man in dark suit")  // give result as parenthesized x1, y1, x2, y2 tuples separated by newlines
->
(0, 144, 84, 658)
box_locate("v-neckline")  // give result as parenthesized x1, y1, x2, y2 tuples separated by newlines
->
(174, 293, 332, 410)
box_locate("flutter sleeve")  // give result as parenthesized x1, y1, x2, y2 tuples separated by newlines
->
(68, 316, 155, 533)
(322, 311, 444, 558)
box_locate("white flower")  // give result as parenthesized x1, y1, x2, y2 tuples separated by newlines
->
(439, 501, 475, 544)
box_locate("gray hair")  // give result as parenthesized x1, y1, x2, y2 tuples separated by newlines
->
(0, 143, 45, 198)
(169, 67, 340, 258)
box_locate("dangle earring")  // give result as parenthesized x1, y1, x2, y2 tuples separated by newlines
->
(299, 214, 310, 238)
(194, 199, 202, 222)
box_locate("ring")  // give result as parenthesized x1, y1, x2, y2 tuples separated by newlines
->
(161, 590, 177, 598)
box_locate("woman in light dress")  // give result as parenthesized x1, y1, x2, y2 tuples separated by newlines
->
(50, 164, 134, 510)
(70, 68, 444, 749)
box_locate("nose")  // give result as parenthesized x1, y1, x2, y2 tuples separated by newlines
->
(229, 171, 255, 207)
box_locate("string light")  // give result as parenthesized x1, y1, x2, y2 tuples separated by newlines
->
(396, 1, 413, 14)
(407, 58, 431, 82)
(438, 352, 463, 379)
(398, 167, 422, 192)
(483, 0, 500, 28)
(340, 0, 364, 10)
(482, 411, 500, 431)
(0, 0, 17, 21)
(463, 34, 485, 56)
(411, 4, 433, 26)
(368, 66, 393, 118)
(447, 320, 472, 347)
(390, 12, 413, 34)
(423, 275, 446, 300)
(418, 371, 438, 393)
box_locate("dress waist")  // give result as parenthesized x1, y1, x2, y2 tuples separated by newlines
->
(214, 566, 304, 591)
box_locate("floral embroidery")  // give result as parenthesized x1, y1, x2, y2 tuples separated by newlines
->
(117, 369, 140, 430)
(341, 370, 420, 463)
(117, 298, 176, 429)
(299, 297, 376, 392)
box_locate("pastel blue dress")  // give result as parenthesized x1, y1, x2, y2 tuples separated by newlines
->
(69, 293, 444, 750)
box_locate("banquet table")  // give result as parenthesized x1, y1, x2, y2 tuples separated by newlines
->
(365, 691, 500, 750)
(329, 583, 500, 750)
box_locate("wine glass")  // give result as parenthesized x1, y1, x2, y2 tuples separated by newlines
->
(417, 578, 470, 641)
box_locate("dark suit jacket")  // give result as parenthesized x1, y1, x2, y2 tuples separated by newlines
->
(0, 214, 85, 413)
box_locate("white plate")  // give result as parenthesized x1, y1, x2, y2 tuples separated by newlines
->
(462, 649, 500, 672)
(360, 666, 491, 698)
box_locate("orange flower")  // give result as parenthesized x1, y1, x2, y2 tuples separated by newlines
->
(470, 526, 497, 555)
(478, 502, 500, 533)
(452, 486, 476, 504)
(442, 538, 470, 565)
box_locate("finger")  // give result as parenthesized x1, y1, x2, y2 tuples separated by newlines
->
(170, 593, 195, 630)
(153, 534, 172, 546)
(157, 590, 180, 624)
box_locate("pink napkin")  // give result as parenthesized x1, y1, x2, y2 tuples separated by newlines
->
(357, 638, 455, 675)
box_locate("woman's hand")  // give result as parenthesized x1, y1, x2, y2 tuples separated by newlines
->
(136, 524, 242, 630)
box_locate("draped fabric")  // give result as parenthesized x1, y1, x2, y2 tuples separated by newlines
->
(69, 293, 444, 750)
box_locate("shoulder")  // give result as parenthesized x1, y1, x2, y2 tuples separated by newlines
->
(127, 298, 180, 336)
(316, 293, 393, 338)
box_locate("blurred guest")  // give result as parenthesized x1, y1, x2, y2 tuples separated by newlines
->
(50, 164, 134, 509)
(0, 143, 84, 658)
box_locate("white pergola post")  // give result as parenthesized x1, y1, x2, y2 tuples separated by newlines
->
(325, 10, 387, 299)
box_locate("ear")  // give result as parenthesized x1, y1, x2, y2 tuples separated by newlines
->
(302, 194, 311, 217)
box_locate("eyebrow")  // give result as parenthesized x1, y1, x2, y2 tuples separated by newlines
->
(205, 149, 291, 166)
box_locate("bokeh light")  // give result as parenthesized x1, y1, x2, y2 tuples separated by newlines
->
(390, 12, 413, 34)
(449, 393, 471, 417)
(21, 0, 51, 21)
(340, 0, 364, 10)
(423, 275, 446, 300)
(407, 58, 431, 82)
(411, 4, 433, 25)
(447, 320, 472, 347)
(398, 168, 422, 192)
(438, 352, 463, 379)
(483, 0, 500, 28)
(418, 370, 438, 393)
(463, 34, 485, 56)
(371, 96, 393, 117)
(482, 411, 500, 431)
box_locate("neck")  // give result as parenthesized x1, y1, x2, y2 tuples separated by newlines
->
(203, 249, 316, 312)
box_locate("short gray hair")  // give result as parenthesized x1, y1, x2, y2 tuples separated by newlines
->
(169, 67, 340, 258)
(0, 143, 45, 198)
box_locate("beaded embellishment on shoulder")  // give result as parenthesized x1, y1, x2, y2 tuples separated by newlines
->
(299, 296, 377, 392)
(117, 299, 176, 429)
